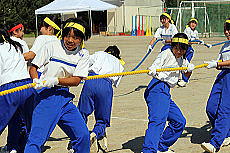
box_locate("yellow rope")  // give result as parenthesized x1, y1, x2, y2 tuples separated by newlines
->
(0, 64, 208, 96)
(86, 63, 209, 80)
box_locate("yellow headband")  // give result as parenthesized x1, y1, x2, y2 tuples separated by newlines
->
(226, 20, 230, 23)
(64, 22, 85, 34)
(161, 13, 174, 24)
(172, 38, 189, 45)
(190, 18, 198, 23)
(44, 17, 61, 31)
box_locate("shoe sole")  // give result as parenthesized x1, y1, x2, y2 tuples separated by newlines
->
(201, 144, 214, 153)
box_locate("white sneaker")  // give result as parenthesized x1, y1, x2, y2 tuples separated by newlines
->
(157, 149, 175, 153)
(68, 149, 74, 153)
(201, 142, 216, 153)
(222, 137, 230, 147)
(98, 134, 108, 152)
(9, 149, 17, 153)
(90, 132, 97, 147)
(177, 80, 187, 87)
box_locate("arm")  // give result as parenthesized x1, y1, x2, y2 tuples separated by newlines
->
(29, 64, 39, 79)
(217, 60, 230, 67)
(149, 37, 157, 45)
(23, 51, 36, 61)
(58, 76, 83, 86)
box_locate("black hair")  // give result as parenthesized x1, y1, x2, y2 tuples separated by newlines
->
(171, 33, 189, 58)
(40, 16, 61, 35)
(7, 23, 23, 36)
(160, 14, 172, 24)
(0, 25, 23, 53)
(62, 18, 91, 41)
(224, 17, 230, 31)
(104, 45, 121, 59)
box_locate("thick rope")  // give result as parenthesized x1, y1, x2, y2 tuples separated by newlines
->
(190, 39, 230, 47)
(0, 64, 208, 96)
(131, 39, 163, 71)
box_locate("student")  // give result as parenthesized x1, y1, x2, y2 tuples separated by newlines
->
(24, 18, 91, 153)
(77, 45, 124, 152)
(178, 18, 201, 87)
(3, 23, 32, 153)
(142, 33, 195, 153)
(148, 13, 178, 52)
(201, 18, 230, 153)
(23, 16, 61, 61)
(0, 26, 37, 153)
(7, 23, 29, 53)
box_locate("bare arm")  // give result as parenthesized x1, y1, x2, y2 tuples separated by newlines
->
(217, 60, 230, 68)
(29, 64, 39, 79)
(149, 37, 157, 45)
(58, 76, 83, 86)
(23, 51, 36, 61)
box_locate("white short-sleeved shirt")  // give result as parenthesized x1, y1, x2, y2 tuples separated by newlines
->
(0, 42, 30, 85)
(218, 42, 230, 69)
(154, 24, 178, 44)
(184, 27, 199, 41)
(32, 40, 89, 83)
(149, 48, 189, 87)
(11, 36, 29, 53)
(30, 35, 59, 73)
(89, 51, 124, 87)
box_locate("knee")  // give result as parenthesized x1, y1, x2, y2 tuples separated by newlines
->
(171, 116, 186, 131)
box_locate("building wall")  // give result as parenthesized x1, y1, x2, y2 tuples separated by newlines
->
(107, 0, 163, 33)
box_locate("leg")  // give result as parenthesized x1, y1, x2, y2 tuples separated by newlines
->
(210, 72, 230, 149)
(92, 80, 113, 139)
(158, 100, 186, 152)
(24, 99, 62, 153)
(58, 102, 90, 153)
(142, 79, 170, 153)
(77, 82, 95, 123)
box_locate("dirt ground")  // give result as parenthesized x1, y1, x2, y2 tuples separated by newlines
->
(1, 36, 230, 153)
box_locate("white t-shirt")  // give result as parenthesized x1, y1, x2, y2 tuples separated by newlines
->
(154, 24, 178, 44)
(11, 36, 29, 53)
(149, 48, 189, 87)
(89, 51, 124, 87)
(218, 42, 230, 69)
(32, 40, 89, 82)
(30, 35, 59, 73)
(184, 27, 199, 41)
(0, 42, 30, 85)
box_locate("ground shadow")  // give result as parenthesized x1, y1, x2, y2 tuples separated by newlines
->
(181, 121, 212, 144)
(42, 145, 51, 152)
(47, 136, 69, 141)
(114, 85, 147, 97)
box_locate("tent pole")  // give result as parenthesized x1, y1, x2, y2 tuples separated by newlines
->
(35, 14, 38, 37)
(90, 10, 93, 35)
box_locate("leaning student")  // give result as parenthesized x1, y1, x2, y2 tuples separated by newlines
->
(148, 13, 178, 52)
(201, 18, 230, 153)
(143, 33, 195, 153)
(0, 26, 37, 153)
(24, 18, 91, 153)
(77, 45, 124, 152)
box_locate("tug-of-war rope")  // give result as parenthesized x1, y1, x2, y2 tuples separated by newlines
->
(0, 63, 208, 96)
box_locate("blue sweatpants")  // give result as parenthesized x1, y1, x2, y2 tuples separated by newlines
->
(0, 79, 37, 152)
(78, 73, 113, 139)
(24, 87, 90, 153)
(142, 78, 186, 153)
(182, 46, 194, 82)
(206, 69, 230, 149)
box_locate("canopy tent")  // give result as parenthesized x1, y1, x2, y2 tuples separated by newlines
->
(35, 0, 117, 34)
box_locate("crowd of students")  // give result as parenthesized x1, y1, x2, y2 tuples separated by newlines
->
(0, 13, 229, 153)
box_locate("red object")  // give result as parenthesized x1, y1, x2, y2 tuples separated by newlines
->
(8, 24, 23, 33)
(137, 16, 141, 36)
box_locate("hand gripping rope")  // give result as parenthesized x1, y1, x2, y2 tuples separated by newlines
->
(0, 64, 208, 96)
(131, 39, 163, 71)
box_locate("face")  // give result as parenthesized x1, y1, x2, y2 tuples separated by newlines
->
(13, 27, 24, 39)
(160, 17, 170, 26)
(224, 29, 230, 40)
(40, 26, 49, 35)
(172, 46, 186, 58)
(64, 29, 83, 51)
(189, 22, 197, 30)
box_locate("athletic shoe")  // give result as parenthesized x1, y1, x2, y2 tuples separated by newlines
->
(9, 149, 17, 153)
(90, 132, 97, 147)
(222, 137, 230, 147)
(177, 80, 187, 87)
(68, 149, 74, 153)
(157, 149, 175, 153)
(201, 142, 216, 153)
(98, 134, 108, 152)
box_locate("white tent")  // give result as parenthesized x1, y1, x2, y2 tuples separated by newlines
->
(35, 0, 117, 34)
